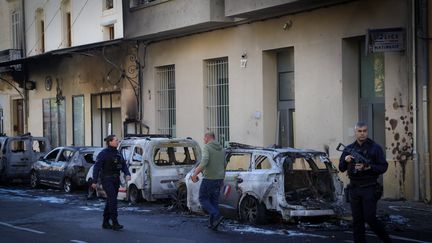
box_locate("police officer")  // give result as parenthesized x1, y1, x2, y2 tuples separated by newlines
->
(339, 122, 391, 243)
(91, 135, 131, 231)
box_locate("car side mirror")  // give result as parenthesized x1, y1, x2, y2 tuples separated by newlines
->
(39, 156, 45, 160)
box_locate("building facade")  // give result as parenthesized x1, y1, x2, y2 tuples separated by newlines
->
(0, 0, 430, 202)
(122, 0, 430, 201)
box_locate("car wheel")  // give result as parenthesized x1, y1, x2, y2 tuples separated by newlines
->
(30, 171, 40, 188)
(128, 185, 142, 204)
(239, 196, 267, 225)
(174, 184, 188, 211)
(63, 177, 73, 193)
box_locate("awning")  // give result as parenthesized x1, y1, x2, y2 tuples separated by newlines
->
(0, 38, 125, 68)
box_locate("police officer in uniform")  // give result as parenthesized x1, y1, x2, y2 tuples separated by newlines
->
(91, 135, 131, 230)
(339, 122, 391, 243)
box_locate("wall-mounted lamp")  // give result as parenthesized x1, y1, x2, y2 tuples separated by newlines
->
(240, 52, 247, 68)
(25, 80, 36, 90)
(283, 20, 293, 31)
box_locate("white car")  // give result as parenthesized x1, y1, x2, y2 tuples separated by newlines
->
(183, 143, 344, 224)
(87, 135, 201, 204)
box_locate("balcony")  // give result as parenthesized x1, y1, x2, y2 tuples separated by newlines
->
(0, 49, 22, 72)
(123, 0, 233, 40)
(224, 0, 352, 19)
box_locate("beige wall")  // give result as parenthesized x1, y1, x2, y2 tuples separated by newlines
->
(140, 0, 412, 198)
(0, 0, 12, 51)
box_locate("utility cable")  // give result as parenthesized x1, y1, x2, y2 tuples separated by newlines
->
(0, 77, 24, 98)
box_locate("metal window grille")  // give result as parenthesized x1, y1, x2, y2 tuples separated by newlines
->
(11, 11, 20, 49)
(156, 65, 176, 137)
(205, 57, 229, 146)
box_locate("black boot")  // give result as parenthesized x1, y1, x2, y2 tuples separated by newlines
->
(112, 219, 124, 231)
(102, 217, 112, 229)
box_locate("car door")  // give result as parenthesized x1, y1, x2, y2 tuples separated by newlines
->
(7, 138, 32, 177)
(51, 148, 74, 184)
(39, 148, 61, 182)
(218, 151, 252, 218)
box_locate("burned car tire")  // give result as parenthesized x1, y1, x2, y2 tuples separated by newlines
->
(30, 171, 40, 188)
(239, 196, 267, 225)
(175, 184, 188, 212)
(63, 177, 74, 193)
(128, 185, 142, 204)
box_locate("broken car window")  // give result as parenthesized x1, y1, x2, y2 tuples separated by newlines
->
(153, 146, 196, 166)
(45, 149, 60, 162)
(226, 153, 251, 171)
(10, 140, 27, 153)
(132, 146, 143, 162)
(254, 155, 272, 170)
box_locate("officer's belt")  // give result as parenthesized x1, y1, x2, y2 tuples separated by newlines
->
(349, 180, 378, 188)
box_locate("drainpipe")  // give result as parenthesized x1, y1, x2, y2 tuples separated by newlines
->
(419, 0, 431, 202)
(412, 0, 420, 201)
(21, 0, 29, 134)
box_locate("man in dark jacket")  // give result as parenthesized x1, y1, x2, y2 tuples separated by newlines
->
(191, 132, 226, 230)
(339, 122, 391, 243)
(91, 135, 131, 230)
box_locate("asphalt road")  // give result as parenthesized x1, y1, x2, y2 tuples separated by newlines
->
(0, 186, 430, 243)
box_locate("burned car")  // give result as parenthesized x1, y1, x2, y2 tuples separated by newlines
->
(87, 135, 201, 203)
(30, 146, 102, 192)
(0, 134, 51, 183)
(183, 143, 343, 224)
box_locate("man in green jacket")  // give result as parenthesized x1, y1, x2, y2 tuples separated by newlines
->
(191, 132, 226, 230)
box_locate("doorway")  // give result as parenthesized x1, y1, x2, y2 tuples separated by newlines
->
(91, 92, 122, 146)
(359, 41, 386, 149)
(12, 99, 24, 136)
(277, 48, 295, 147)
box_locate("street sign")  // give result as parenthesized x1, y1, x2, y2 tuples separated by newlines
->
(367, 28, 405, 53)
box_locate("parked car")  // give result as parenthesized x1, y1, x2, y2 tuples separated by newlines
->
(183, 143, 344, 224)
(0, 133, 51, 183)
(87, 135, 201, 204)
(30, 146, 102, 192)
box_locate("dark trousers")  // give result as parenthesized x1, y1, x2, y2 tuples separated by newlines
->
(102, 176, 120, 221)
(350, 184, 391, 243)
(199, 179, 223, 225)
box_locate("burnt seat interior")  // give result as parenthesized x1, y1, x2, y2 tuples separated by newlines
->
(283, 158, 334, 203)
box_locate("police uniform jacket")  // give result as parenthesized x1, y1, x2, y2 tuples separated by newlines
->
(92, 146, 130, 182)
(339, 138, 388, 186)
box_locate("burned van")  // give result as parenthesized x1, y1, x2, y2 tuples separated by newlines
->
(0, 134, 51, 183)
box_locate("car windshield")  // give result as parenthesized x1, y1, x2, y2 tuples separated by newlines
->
(153, 145, 196, 166)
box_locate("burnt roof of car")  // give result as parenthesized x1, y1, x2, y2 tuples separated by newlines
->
(61, 146, 102, 151)
(124, 134, 171, 139)
(227, 142, 326, 155)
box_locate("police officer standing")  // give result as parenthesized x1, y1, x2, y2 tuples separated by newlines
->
(339, 122, 391, 243)
(91, 135, 131, 231)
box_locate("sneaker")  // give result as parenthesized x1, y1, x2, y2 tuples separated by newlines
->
(211, 216, 224, 230)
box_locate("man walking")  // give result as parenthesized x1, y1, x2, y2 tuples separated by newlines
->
(191, 132, 226, 230)
(339, 122, 391, 243)
(92, 135, 131, 231)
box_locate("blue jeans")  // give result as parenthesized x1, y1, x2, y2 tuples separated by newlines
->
(199, 179, 223, 225)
